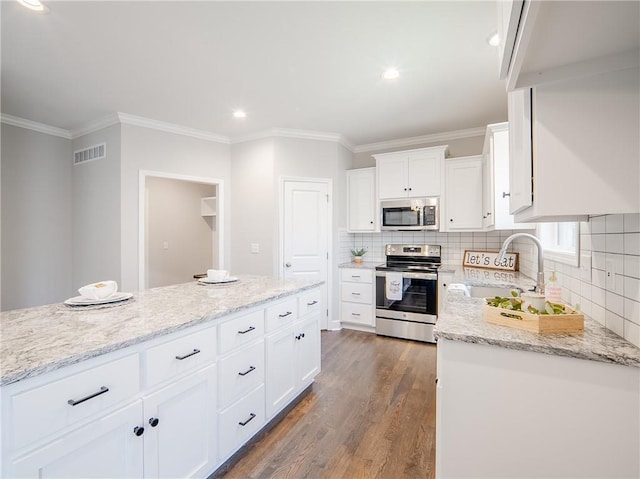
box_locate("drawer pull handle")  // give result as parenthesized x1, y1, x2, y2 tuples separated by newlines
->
(307, 300, 318, 306)
(238, 366, 256, 376)
(238, 326, 256, 335)
(351, 275, 361, 278)
(351, 312, 361, 316)
(67, 386, 109, 406)
(134, 426, 144, 437)
(351, 292, 361, 296)
(239, 413, 256, 426)
(278, 311, 292, 318)
(175, 349, 200, 360)
(149, 417, 160, 427)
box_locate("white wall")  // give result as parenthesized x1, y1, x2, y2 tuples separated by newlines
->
(147, 178, 215, 288)
(353, 135, 485, 168)
(71, 125, 121, 290)
(120, 124, 231, 292)
(1, 124, 73, 310)
(229, 138, 276, 275)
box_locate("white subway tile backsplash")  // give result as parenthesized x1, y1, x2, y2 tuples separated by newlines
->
(605, 310, 625, 337)
(605, 291, 624, 316)
(624, 321, 640, 348)
(591, 216, 606, 234)
(605, 234, 624, 254)
(591, 285, 606, 307)
(591, 234, 606, 252)
(624, 298, 640, 325)
(624, 233, 640, 256)
(624, 255, 640, 279)
(580, 234, 592, 251)
(591, 303, 606, 325)
(624, 213, 640, 233)
(592, 252, 606, 271)
(623, 276, 640, 302)
(606, 214, 624, 233)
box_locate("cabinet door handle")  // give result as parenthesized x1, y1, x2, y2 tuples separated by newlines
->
(67, 386, 109, 406)
(149, 417, 160, 427)
(408, 187, 412, 191)
(134, 426, 145, 437)
(307, 300, 318, 306)
(238, 366, 256, 376)
(502, 191, 510, 198)
(449, 218, 453, 222)
(278, 311, 292, 318)
(175, 348, 200, 360)
(404, 187, 407, 191)
(239, 413, 256, 426)
(238, 326, 255, 334)
(295, 334, 301, 340)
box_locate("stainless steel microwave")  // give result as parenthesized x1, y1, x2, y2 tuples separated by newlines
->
(380, 197, 439, 231)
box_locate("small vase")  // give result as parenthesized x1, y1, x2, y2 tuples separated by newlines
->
(353, 256, 363, 264)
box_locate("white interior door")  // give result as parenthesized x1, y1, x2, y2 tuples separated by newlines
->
(282, 180, 330, 329)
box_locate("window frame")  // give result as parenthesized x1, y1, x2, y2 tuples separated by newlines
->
(537, 222, 580, 267)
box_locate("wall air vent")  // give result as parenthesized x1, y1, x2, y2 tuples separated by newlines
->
(73, 142, 106, 165)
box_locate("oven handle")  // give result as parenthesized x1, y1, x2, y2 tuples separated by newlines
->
(375, 271, 437, 281)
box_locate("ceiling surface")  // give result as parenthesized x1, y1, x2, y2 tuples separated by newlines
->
(1, 1, 507, 146)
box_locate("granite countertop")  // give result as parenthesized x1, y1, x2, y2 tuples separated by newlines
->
(338, 261, 380, 269)
(0, 275, 322, 386)
(435, 267, 640, 368)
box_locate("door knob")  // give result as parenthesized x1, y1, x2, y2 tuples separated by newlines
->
(285, 262, 292, 268)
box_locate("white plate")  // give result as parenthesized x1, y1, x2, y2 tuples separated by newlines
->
(198, 276, 239, 285)
(64, 292, 133, 306)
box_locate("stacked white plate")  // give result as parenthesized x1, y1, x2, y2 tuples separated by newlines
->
(197, 277, 239, 285)
(64, 292, 134, 307)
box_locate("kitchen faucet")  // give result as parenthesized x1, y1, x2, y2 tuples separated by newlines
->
(498, 233, 545, 294)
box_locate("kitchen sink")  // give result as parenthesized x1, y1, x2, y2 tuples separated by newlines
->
(467, 285, 522, 298)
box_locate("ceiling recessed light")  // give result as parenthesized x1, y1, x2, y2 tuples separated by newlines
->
(487, 32, 500, 47)
(382, 68, 400, 80)
(233, 110, 246, 119)
(17, 0, 48, 12)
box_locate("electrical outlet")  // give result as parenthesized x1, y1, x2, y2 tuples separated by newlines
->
(605, 258, 616, 290)
(251, 243, 260, 254)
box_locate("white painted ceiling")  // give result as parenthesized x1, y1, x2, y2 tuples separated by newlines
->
(1, 1, 507, 146)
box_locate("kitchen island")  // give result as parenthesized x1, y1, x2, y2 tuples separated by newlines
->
(1, 275, 322, 478)
(434, 274, 640, 479)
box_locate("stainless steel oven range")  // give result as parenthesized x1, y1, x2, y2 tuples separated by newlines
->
(375, 244, 441, 343)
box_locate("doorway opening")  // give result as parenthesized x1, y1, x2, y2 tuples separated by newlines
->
(139, 171, 224, 290)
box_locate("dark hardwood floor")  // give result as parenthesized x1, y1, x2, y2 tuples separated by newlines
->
(219, 329, 437, 479)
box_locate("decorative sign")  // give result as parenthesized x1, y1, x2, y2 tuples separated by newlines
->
(463, 250, 519, 271)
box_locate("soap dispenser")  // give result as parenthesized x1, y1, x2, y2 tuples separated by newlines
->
(545, 271, 562, 303)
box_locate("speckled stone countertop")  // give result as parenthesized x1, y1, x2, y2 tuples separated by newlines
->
(338, 261, 380, 269)
(0, 276, 322, 386)
(435, 267, 640, 368)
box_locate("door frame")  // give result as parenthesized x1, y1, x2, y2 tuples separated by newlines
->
(278, 176, 333, 330)
(138, 170, 225, 291)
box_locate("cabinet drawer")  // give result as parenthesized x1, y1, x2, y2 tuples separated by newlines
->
(11, 354, 140, 450)
(341, 282, 373, 304)
(218, 340, 265, 409)
(340, 268, 373, 284)
(340, 302, 374, 326)
(298, 289, 321, 318)
(219, 310, 265, 355)
(145, 326, 217, 388)
(218, 384, 266, 461)
(265, 297, 298, 332)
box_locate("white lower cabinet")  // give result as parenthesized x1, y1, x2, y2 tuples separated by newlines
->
(10, 400, 144, 478)
(339, 268, 375, 328)
(143, 365, 217, 479)
(266, 315, 320, 418)
(1, 288, 322, 479)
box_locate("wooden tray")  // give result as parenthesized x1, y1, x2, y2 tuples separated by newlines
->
(484, 301, 584, 334)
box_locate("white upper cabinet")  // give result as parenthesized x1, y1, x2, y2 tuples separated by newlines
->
(483, 122, 533, 230)
(374, 146, 448, 200)
(508, 68, 640, 222)
(443, 156, 484, 231)
(500, 0, 639, 91)
(346, 168, 376, 232)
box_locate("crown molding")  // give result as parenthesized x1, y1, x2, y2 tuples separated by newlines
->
(69, 114, 121, 139)
(231, 127, 354, 151)
(0, 114, 72, 139)
(353, 126, 487, 153)
(116, 113, 231, 144)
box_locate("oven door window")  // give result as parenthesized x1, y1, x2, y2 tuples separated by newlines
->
(375, 275, 437, 315)
(382, 207, 421, 228)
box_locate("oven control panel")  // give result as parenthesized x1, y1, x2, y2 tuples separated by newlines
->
(385, 244, 441, 257)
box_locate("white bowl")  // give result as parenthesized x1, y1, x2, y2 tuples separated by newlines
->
(78, 281, 118, 300)
(207, 269, 229, 281)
